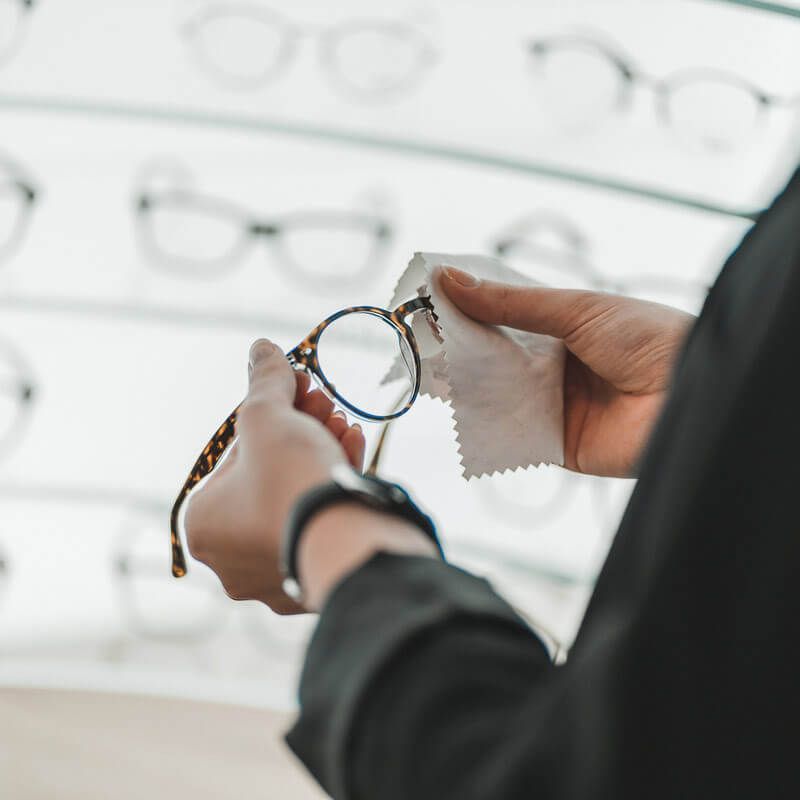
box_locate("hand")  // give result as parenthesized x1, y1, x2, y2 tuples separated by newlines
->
(439, 267, 695, 478)
(183, 339, 366, 613)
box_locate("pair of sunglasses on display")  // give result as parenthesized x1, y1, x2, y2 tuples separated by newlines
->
(170, 295, 435, 577)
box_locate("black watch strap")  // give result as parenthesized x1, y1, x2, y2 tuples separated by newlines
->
(280, 464, 442, 602)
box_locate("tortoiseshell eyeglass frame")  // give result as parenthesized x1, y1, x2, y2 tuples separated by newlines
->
(170, 295, 435, 577)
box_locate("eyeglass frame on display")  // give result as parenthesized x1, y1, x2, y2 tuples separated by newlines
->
(0, 155, 37, 267)
(526, 30, 800, 148)
(169, 294, 435, 578)
(113, 509, 317, 653)
(180, 2, 438, 101)
(134, 185, 393, 288)
(492, 210, 711, 311)
(0, 0, 35, 67)
(0, 336, 36, 462)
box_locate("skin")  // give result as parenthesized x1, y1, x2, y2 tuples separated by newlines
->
(185, 269, 695, 612)
(437, 266, 695, 478)
(184, 340, 433, 613)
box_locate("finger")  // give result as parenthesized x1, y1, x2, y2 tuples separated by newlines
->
(247, 339, 295, 406)
(205, 440, 239, 482)
(294, 369, 311, 403)
(297, 388, 335, 424)
(341, 423, 365, 470)
(435, 264, 616, 342)
(325, 410, 349, 440)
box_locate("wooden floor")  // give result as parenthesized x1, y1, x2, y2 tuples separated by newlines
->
(0, 688, 326, 799)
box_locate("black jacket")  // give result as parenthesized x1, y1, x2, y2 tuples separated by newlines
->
(286, 166, 800, 799)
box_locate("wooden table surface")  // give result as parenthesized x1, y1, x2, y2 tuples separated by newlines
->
(0, 688, 326, 799)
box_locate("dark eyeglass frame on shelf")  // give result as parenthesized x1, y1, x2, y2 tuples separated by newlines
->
(526, 31, 800, 147)
(180, 2, 438, 100)
(0, 162, 37, 266)
(170, 294, 435, 577)
(135, 188, 393, 287)
(0, 336, 36, 461)
(0, 0, 35, 66)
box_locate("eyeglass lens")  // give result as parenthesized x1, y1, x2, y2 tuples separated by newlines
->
(315, 311, 415, 419)
(529, 40, 627, 131)
(663, 75, 763, 152)
(188, 6, 289, 86)
(325, 22, 431, 96)
(144, 195, 246, 270)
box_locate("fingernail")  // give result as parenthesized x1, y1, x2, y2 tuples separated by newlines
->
(443, 266, 479, 287)
(249, 338, 277, 368)
(332, 410, 346, 420)
(352, 423, 362, 433)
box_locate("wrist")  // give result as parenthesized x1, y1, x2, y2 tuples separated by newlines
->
(297, 504, 439, 612)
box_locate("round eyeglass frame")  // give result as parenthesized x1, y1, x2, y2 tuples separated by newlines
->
(288, 305, 422, 424)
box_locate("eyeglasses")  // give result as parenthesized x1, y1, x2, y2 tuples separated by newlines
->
(0, 336, 36, 461)
(0, 0, 34, 67)
(180, 3, 438, 101)
(170, 294, 435, 577)
(114, 506, 315, 654)
(526, 31, 800, 152)
(0, 156, 37, 267)
(493, 211, 709, 314)
(135, 185, 393, 290)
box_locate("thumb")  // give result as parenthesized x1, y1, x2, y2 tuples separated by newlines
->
(436, 265, 612, 342)
(246, 338, 295, 407)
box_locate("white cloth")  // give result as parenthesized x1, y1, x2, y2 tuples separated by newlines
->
(389, 253, 566, 479)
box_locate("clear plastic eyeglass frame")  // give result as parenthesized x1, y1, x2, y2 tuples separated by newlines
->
(170, 295, 435, 578)
(493, 210, 710, 315)
(526, 30, 800, 151)
(180, 2, 438, 101)
(135, 185, 393, 289)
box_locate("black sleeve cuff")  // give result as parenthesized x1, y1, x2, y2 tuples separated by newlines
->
(284, 551, 547, 799)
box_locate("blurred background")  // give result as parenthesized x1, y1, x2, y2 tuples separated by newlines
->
(0, 0, 798, 794)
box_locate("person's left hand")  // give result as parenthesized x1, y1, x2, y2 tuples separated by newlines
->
(183, 338, 366, 614)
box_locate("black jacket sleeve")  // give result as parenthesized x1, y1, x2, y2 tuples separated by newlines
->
(286, 165, 800, 800)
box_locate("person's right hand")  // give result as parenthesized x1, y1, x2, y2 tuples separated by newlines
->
(438, 266, 696, 478)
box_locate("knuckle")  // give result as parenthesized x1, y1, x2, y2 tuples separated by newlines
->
(223, 583, 248, 602)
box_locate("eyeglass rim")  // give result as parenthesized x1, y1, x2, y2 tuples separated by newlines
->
(287, 303, 423, 423)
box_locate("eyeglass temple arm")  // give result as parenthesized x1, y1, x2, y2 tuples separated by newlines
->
(171, 347, 305, 577)
(169, 405, 241, 577)
(365, 383, 418, 475)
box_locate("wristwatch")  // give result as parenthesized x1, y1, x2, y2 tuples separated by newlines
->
(279, 463, 443, 603)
